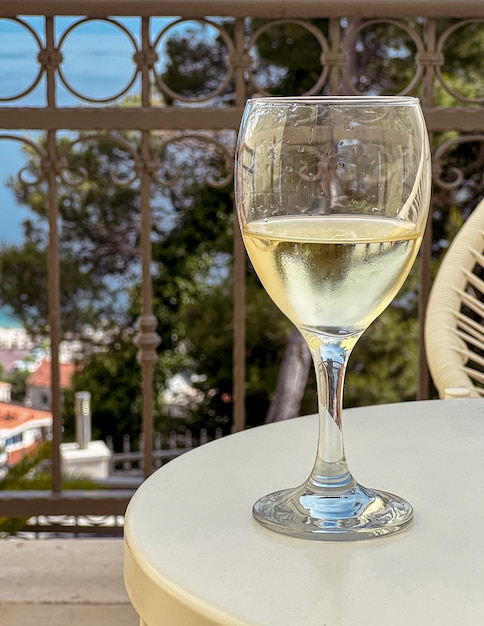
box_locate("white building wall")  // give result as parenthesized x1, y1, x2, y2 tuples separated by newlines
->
(0, 327, 33, 350)
(0, 383, 11, 403)
(25, 386, 51, 410)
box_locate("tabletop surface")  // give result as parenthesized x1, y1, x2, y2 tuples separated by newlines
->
(124, 399, 484, 626)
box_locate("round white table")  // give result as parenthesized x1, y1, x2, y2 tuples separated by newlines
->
(124, 399, 484, 626)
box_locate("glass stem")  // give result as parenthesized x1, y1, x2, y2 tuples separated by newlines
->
(301, 329, 362, 494)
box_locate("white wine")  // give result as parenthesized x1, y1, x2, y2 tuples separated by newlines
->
(243, 214, 422, 334)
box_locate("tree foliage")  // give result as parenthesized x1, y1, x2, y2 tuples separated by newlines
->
(2, 136, 141, 336)
(62, 333, 141, 448)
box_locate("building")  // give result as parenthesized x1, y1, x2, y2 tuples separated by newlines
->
(25, 359, 77, 411)
(0, 359, 74, 468)
(161, 373, 204, 419)
(0, 381, 12, 404)
(0, 326, 33, 351)
(0, 388, 52, 467)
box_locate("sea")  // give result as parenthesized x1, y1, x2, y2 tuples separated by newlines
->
(0, 306, 21, 328)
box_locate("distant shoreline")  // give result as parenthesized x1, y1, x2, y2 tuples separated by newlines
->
(0, 308, 22, 330)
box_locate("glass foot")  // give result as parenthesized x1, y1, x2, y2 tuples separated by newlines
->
(252, 482, 413, 541)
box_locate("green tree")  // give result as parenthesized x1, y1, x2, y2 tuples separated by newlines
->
(3, 369, 30, 402)
(62, 331, 141, 448)
(151, 162, 291, 431)
(1, 135, 141, 337)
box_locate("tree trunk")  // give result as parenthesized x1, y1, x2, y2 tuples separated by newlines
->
(265, 328, 312, 423)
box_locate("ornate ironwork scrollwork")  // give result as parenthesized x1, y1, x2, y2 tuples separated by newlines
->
(56, 134, 141, 187)
(1, 16, 483, 107)
(0, 134, 47, 184)
(151, 132, 235, 188)
(433, 134, 484, 190)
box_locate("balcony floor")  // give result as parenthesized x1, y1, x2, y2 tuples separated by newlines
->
(0, 538, 138, 626)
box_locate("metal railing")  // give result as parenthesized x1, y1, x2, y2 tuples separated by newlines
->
(108, 427, 223, 475)
(0, 1, 483, 526)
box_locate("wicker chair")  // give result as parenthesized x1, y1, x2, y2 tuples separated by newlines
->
(425, 199, 484, 399)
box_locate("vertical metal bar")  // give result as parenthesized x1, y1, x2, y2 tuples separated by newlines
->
(421, 18, 437, 106)
(135, 16, 159, 477)
(232, 212, 246, 433)
(232, 17, 246, 432)
(328, 17, 342, 94)
(417, 18, 437, 400)
(418, 210, 433, 400)
(45, 16, 62, 492)
(47, 130, 62, 492)
(137, 135, 158, 477)
(140, 17, 151, 110)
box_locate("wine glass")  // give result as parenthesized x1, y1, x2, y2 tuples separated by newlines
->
(235, 96, 431, 540)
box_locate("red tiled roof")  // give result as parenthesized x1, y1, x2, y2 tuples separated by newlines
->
(0, 402, 52, 431)
(26, 359, 77, 389)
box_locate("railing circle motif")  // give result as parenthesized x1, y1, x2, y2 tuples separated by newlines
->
(246, 19, 329, 96)
(56, 18, 140, 104)
(0, 18, 44, 102)
(435, 19, 484, 103)
(341, 19, 423, 96)
(151, 19, 235, 103)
